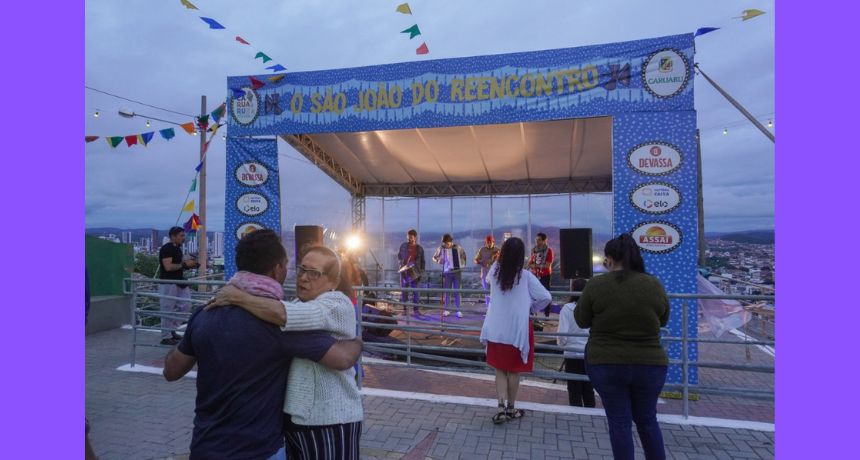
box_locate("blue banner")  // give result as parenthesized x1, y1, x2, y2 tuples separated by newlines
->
(224, 137, 281, 278)
(227, 34, 694, 135)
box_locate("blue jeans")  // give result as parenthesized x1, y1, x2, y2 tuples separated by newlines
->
(442, 271, 461, 309)
(400, 276, 419, 306)
(587, 363, 668, 460)
(266, 445, 286, 460)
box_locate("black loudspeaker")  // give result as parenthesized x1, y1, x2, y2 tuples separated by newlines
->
(559, 228, 593, 279)
(294, 225, 324, 264)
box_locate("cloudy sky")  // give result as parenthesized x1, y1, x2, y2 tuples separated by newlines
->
(85, 0, 774, 234)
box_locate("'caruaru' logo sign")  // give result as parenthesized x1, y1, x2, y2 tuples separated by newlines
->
(641, 48, 690, 98)
(628, 142, 683, 176)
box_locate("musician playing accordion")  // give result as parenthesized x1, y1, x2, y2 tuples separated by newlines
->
(397, 229, 426, 314)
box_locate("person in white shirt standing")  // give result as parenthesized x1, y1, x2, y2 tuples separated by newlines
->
(557, 278, 596, 407)
(479, 237, 552, 423)
(432, 233, 467, 317)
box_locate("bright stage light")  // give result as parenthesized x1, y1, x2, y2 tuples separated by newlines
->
(592, 255, 603, 264)
(345, 234, 362, 251)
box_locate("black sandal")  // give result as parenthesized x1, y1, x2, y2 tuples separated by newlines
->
(492, 403, 509, 424)
(506, 405, 525, 420)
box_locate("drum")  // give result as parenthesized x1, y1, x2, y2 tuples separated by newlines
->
(399, 264, 422, 282)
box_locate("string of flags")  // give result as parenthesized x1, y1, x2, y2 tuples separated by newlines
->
(695, 9, 767, 38)
(178, 0, 287, 73)
(86, 102, 226, 148)
(396, 3, 429, 55)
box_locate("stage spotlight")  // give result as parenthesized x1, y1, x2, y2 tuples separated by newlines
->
(345, 234, 362, 252)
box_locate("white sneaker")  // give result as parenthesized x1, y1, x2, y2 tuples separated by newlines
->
(456, 311, 463, 318)
(443, 310, 451, 317)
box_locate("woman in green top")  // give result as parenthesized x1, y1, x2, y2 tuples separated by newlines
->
(574, 234, 670, 460)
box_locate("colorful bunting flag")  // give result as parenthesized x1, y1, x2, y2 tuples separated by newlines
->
(136, 134, 145, 146)
(235, 36, 250, 45)
(195, 161, 204, 172)
(210, 103, 226, 123)
(737, 9, 765, 21)
(180, 122, 196, 135)
(254, 52, 272, 63)
(140, 132, 155, 146)
(85, 136, 99, 143)
(268, 74, 286, 83)
(200, 17, 225, 29)
(189, 178, 197, 192)
(183, 213, 201, 232)
(230, 87, 246, 98)
(266, 64, 286, 72)
(196, 114, 210, 131)
(249, 76, 265, 90)
(695, 27, 720, 37)
(401, 24, 421, 39)
(416, 42, 429, 55)
(180, 0, 198, 10)
(160, 128, 175, 140)
(107, 137, 123, 148)
(396, 3, 412, 15)
(182, 199, 195, 212)
(125, 135, 138, 147)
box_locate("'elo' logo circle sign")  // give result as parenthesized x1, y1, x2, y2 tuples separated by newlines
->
(629, 182, 682, 215)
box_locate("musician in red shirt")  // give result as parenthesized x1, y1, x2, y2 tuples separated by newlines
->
(528, 233, 554, 291)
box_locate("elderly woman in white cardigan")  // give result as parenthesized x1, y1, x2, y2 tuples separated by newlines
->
(480, 237, 552, 424)
(207, 246, 363, 460)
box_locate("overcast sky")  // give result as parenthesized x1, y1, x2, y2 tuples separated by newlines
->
(85, 0, 774, 234)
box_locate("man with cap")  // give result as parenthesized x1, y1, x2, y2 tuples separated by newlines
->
(474, 235, 500, 308)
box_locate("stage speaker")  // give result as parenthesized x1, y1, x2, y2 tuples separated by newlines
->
(559, 228, 593, 279)
(294, 225, 324, 264)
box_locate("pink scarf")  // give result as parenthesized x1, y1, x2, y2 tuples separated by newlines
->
(228, 271, 284, 300)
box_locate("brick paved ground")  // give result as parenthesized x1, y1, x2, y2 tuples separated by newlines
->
(88, 328, 774, 459)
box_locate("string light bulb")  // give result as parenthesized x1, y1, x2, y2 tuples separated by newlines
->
(93, 111, 100, 118)
(722, 128, 728, 135)
(145, 120, 151, 127)
(222, 134, 226, 140)
(767, 119, 773, 128)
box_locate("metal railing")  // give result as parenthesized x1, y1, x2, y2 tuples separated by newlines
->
(124, 277, 774, 419)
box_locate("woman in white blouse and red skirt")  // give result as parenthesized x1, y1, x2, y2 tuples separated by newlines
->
(480, 237, 552, 423)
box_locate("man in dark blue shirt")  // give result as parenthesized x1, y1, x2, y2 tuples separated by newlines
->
(163, 230, 362, 460)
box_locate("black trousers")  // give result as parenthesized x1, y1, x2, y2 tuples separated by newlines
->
(539, 275, 551, 291)
(564, 358, 596, 407)
(284, 415, 361, 460)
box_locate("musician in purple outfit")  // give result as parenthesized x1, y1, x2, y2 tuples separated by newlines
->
(397, 229, 425, 314)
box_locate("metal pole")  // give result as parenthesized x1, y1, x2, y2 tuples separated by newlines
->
(381, 197, 386, 281)
(527, 195, 532, 246)
(682, 299, 690, 419)
(695, 64, 774, 143)
(696, 129, 706, 267)
(490, 195, 494, 234)
(568, 193, 573, 227)
(356, 289, 363, 390)
(130, 281, 138, 367)
(198, 95, 208, 287)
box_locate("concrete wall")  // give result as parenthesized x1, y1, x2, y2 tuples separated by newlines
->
(86, 295, 131, 335)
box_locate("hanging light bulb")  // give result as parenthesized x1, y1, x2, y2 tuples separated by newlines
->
(93, 111, 100, 118)
(145, 120, 151, 127)
(222, 134, 226, 140)
(767, 119, 773, 128)
(722, 128, 728, 135)
(192, 131, 198, 136)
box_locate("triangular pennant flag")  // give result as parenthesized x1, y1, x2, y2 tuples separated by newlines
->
(125, 135, 138, 147)
(254, 52, 272, 63)
(196, 114, 210, 131)
(210, 103, 226, 123)
(249, 76, 265, 90)
(85, 136, 99, 143)
(416, 42, 429, 55)
(107, 136, 123, 148)
(182, 199, 195, 213)
(230, 87, 246, 99)
(180, 122, 196, 135)
(268, 74, 286, 83)
(141, 132, 155, 146)
(209, 123, 221, 137)
(195, 161, 204, 172)
(266, 64, 286, 72)
(189, 178, 197, 192)
(183, 213, 200, 232)
(159, 128, 175, 140)
(695, 27, 720, 37)
(180, 0, 198, 10)
(396, 3, 412, 15)
(738, 9, 765, 21)
(401, 24, 421, 39)
(199, 17, 226, 29)
(235, 36, 250, 45)
(137, 134, 145, 146)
